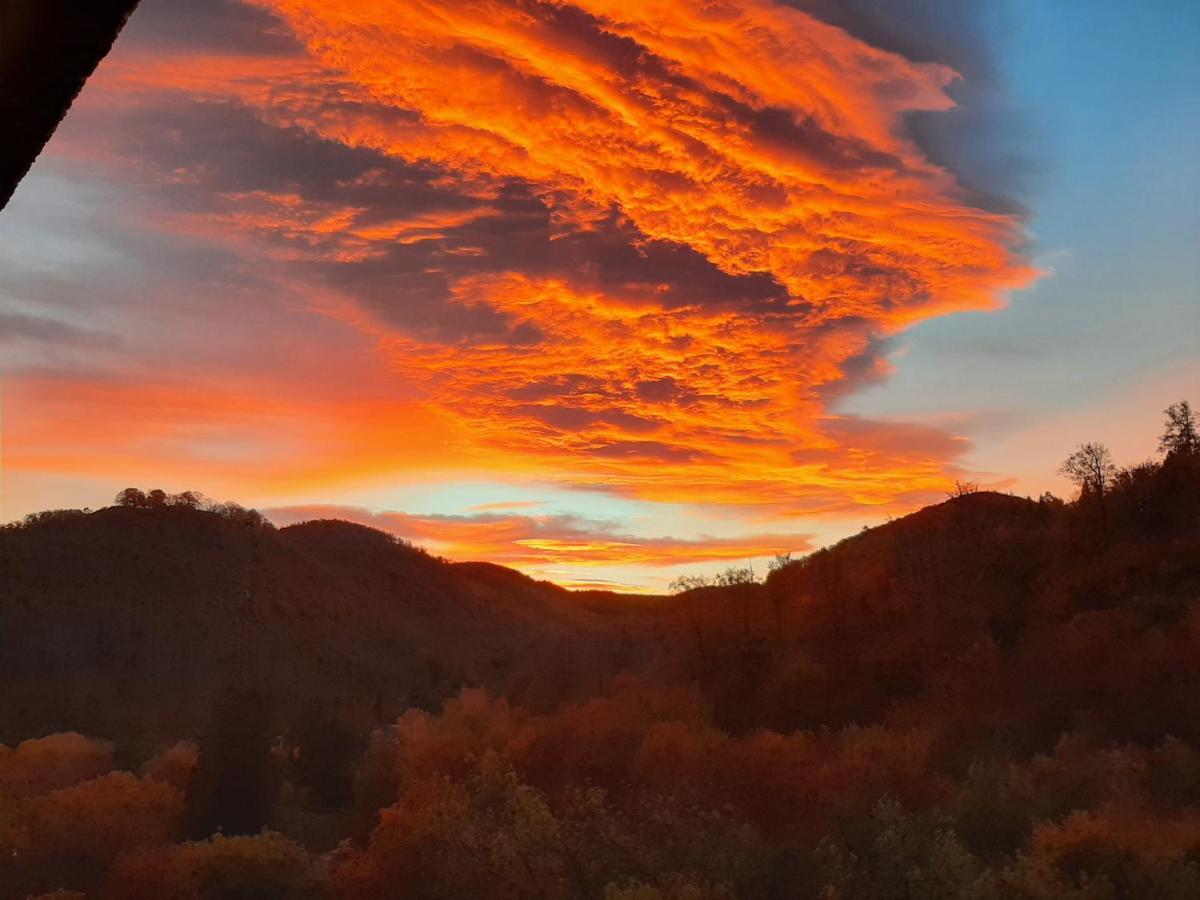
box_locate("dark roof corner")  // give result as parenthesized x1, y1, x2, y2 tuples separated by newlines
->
(0, 0, 141, 209)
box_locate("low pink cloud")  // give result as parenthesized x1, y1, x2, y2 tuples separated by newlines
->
(264, 504, 812, 570)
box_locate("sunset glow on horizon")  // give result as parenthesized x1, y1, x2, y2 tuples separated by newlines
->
(3, 0, 1197, 590)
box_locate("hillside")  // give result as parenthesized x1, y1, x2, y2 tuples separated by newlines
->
(3, 452, 1200, 899)
(5, 455, 1199, 755)
(0, 505, 667, 752)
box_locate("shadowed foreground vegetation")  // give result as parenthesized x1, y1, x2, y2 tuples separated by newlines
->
(2, 412, 1199, 899)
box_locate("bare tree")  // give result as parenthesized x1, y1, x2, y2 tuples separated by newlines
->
(713, 566, 756, 587)
(669, 574, 712, 593)
(767, 552, 794, 574)
(1059, 442, 1118, 529)
(1059, 442, 1116, 497)
(1159, 400, 1198, 457)
(947, 479, 980, 498)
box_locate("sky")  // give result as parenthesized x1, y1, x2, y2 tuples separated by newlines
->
(1, 0, 1197, 591)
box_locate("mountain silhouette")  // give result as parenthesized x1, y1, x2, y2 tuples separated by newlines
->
(4, 453, 1197, 758)
(1, 503, 667, 752)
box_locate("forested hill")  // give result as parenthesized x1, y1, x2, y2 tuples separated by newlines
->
(2, 451, 1199, 760)
(0, 503, 669, 750)
(4, 452, 1200, 898)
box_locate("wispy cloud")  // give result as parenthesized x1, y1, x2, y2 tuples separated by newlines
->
(264, 504, 812, 570)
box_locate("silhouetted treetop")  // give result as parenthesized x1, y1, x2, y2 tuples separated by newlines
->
(108, 488, 271, 528)
(947, 479, 980, 498)
(115, 487, 147, 508)
(1160, 399, 1199, 458)
(1059, 442, 1116, 497)
(669, 565, 759, 594)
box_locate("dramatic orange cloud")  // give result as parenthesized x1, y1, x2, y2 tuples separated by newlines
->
(230, 0, 1031, 510)
(2, 0, 1038, 578)
(371, 273, 970, 510)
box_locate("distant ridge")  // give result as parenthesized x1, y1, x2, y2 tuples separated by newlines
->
(3, 453, 1198, 753)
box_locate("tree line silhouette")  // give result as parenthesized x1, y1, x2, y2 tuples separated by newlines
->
(113, 487, 270, 528)
(671, 399, 1199, 592)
